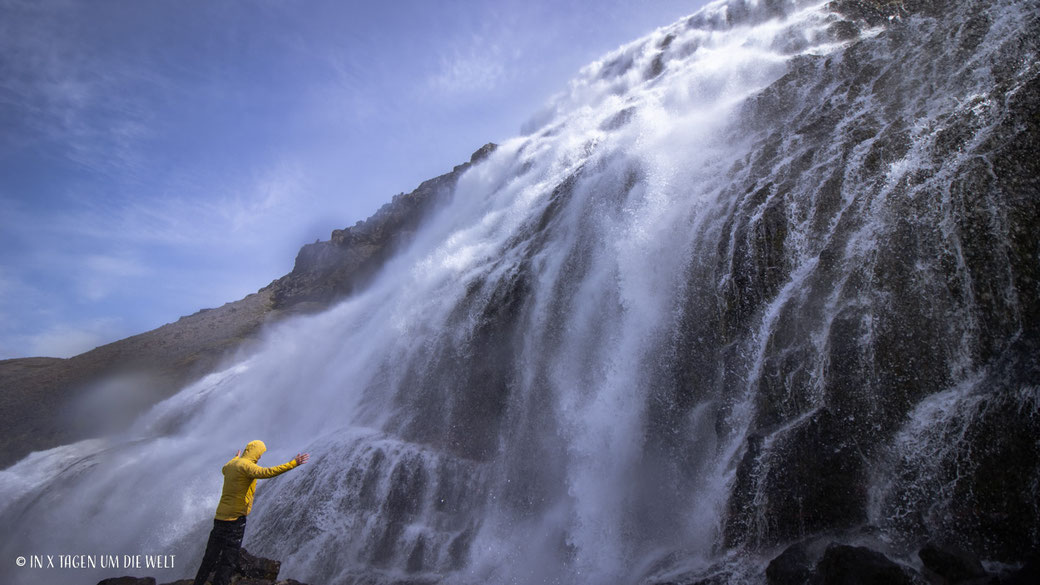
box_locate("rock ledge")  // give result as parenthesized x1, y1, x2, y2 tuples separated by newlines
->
(96, 548, 312, 585)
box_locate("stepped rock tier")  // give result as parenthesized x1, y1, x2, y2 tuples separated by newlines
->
(2, 0, 1037, 584)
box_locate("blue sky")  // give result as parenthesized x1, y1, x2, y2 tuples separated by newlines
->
(0, 0, 706, 359)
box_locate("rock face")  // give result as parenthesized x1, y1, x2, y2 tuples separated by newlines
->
(0, 144, 496, 470)
(710, 0, 1040, 562)
(264, 143, 497, 312)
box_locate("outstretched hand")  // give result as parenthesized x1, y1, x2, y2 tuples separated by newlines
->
(295, 453, 310, 465)
(235, 449, 242, 458)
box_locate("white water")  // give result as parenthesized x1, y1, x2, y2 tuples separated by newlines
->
(3, 0, 1037, 583)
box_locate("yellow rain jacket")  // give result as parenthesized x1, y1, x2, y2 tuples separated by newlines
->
(214, 440, 298, 520)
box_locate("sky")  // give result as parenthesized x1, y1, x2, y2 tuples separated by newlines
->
(0, 0, 708, 360)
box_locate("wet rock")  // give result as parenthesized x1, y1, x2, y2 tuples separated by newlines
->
(828, 19, 860, 41)
(238, 548, 281, 581)
(767, 541, 814, 585)
(812, 544, 915, 585)
(918, 543, 988, 584)
(601, 106, 636, 131)
(725, 409, 868, 548)
(645, 52, 665, 79)
(122, 548, 308, 585)
(1001, 555, 1040, 585)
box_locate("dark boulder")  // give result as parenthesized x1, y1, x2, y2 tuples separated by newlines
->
(1000, 554, 1040, 585)
(726, 409, 869, 548)
(918, 543, 989, 584)
(238, 548, 281, 581)
(811, 544, 915, 585)
(767, 541, 815, 585)
(115, 548, 308, 585)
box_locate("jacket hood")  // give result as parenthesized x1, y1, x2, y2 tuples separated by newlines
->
(243, 440, 266, 463)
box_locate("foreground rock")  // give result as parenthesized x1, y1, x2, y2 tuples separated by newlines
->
(647, 537, 1035, 585)
(811, 544, 915, 585)
(96, 548, 310, 585)
(918, 542, 990, 584)
(760, 540, 1037, 585)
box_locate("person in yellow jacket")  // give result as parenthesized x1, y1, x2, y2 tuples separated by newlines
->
(192, 440, 309, 585)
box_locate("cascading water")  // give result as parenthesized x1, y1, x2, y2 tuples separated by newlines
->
(2, 0, 1038, 584)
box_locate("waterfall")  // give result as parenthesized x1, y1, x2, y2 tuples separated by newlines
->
(2, 0, 1037, 584)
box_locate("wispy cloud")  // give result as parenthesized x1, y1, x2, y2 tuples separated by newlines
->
(223, 161, 310, 234)
(428, 38, 509, 97)
(37, 158, 312, 252)
(0, 268, 13, 299)
(0, 0, 160, 180)
(79, 253, 149, 302)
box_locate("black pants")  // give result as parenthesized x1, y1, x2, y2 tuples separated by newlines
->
(193, 516, 247, 585)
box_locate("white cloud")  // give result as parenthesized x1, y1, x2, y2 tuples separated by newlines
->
(223, 161, 309, 234)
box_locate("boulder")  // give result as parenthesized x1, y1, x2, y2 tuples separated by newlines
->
(767, 541, 815, 585)
(1000, 555, 1039, 585)
(811, 544, 915, 585)
(113, 547, 306, 585)
(238, 548, 280, 581)
(918, 543, 989, 584)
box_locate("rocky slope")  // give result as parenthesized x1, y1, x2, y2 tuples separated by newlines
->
(0, 143, 496, 470)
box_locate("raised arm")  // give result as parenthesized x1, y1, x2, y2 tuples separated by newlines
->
(246, 452, 309, 479)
